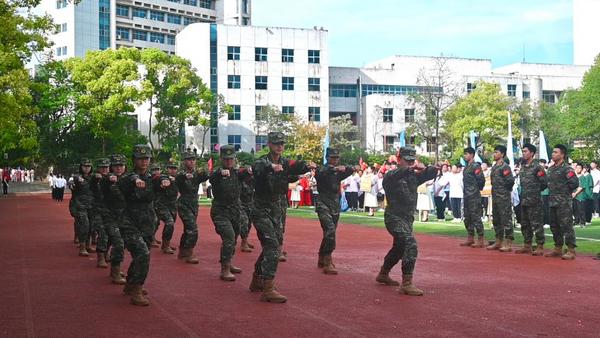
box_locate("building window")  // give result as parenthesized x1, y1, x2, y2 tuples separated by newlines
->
(384, 136, 397, 152)
(198, 0, 212, 9)
(167, 14, 182, 24)
(507, 84, 517, 97)
(466, 82, 476, 93)
(116, 27, 130, 40)
(427, 137, 437, 153)
(255, 76, 268, 90)
(255, 135, 268, 151)
(242, 0, 249, 14)
(383, 108, 393, 123)
(56, 47, 62, 56)
(282, 77, 294, 91)
(228, 135, 241, 151)
(242, 17, 250, 26)
(309, 107, 320, 122)
(184, 0, 198, 5)
(167, 35, 175, 45)
(407, 136, 416, 147)
(542, 91, 556, 104)
(255, 106, 265, 120)
(308, 50, 320, 64)
(523, 91, 530, 99)
(227, 46, 240, 60)
(282, 48, 294, 63)
(183, 17, 196, 26)
(308, 78, 320, 91)
(57, 23, 67, 33)
(133, 30, 147, 41)
(255, 47, 267, 62)
(150, 10, 164, 21)
(132, 8, 147, 18)
(330, 84, 357, 97)
(404, 108, 415, 123)
(228, 75, 241, 89)
(150, 32, 165, 44)
(56, 0, 68, 9)
(116, 5, 129, 17)
(282, 106, 295, 115)
(228, 105, 241, 120)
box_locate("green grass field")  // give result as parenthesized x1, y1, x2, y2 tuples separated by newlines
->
(199, 199, 600, 255)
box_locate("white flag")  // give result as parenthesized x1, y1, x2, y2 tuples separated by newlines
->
(538, 130, 549, 162)
(507, 112, 515, 170)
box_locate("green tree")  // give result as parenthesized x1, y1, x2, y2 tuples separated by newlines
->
(329, 114, 360, 151)
(253, 105, 295, 137)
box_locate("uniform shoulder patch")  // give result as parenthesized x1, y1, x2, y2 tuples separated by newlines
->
(537, 170, 545, 177)
(567, 171, 575, 178)
(288, 159, 296, 167)
(503, 168, 511, 176)
(474, 168, 481, 175)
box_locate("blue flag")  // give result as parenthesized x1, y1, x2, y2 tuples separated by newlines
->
(399, 130, 406, 147)
(323, 127, 330, 165)
(470, 130, 482, 163)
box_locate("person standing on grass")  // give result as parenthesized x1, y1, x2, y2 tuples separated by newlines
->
(516, 144, 547, 256)
(460, 147, 486, 248)
(544, 144, 579, 260)
(315, 147, 354, 275)
(572, 163, 588, 228)
(590, 161, 600, 218)
(375, 147, 437, 296)
(487, 145, 515, 252)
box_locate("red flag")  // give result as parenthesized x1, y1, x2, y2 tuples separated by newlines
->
(208, 157, 213, 172)
(359, 157, 364, 167)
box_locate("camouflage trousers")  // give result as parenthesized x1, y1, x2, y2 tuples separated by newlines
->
(463, 196, 484, 237)
(73, 204, 92, 244)
(382, 212, 418, 275)
(178, 199, 199, 249)
(252, 201, 283, 280)
(491, 198, 514, 240)
(520, 205, 545, 245)
(121, 208, 153, 285)
(95, 209, 125, 266)
(549, 203, 577, 248)
(279, 195, 288, 245)
(155, 203, 176, 242)
(316, 202, 340, 256)
(211, 205, 241, 263)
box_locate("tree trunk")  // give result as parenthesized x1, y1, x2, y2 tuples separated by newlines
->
(148, 96, 155, 153)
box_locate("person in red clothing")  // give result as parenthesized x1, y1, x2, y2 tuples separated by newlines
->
(299, 173, 312, 206)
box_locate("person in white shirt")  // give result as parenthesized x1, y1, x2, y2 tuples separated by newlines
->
(343, 171, 360, 211)
(54, 174, 66, 201)
(438, 164, 464, 222)
(590, 161, 600, 217)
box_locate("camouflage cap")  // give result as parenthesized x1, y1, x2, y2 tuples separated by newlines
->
(80, 158, 92, 166)
(398, 146, 417, 161)
(182, 150, 197, 160)
(326, 147, 340, 158)
(95, 158, 110, 167)
(268, 131, 286, 144)
(132, 144, 152, 159)
(166, 159, 178, 168)
(110, 154, 126, 166)
(150, 163, 161, 172)
(220, 145, 236, 159)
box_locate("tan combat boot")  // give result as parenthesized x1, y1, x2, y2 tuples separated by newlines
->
(532, 244, 544, 256)
(322, 255, 338, 275)
(400, 274, 424, 296)
(544, 246, 562, 258)
(86, 242, 96, 253)
(123, 283, 148, 296)
(317, 255, 325, 268)
(278, 246, 287, 262)
(110, 265, 126, 285)
(460, 235, 475, 247)
(470, 235, 485, 248)
(178, 248, 199, 264)
(515, 243, 532, 254)
(220, 263, 236, 281)
(96, 252, 108, 268)
(130, 285, 150, 306)
(161, 240, 175, 254)
(260, 279, 287, 303)
(78, 243, 89, 257)
(249, 272, 263, 292)
(561, 247, 576, 260)
(230, 264, 242, 274)
(499, 239, 513, 252)
(487, 237, 503, 250)
(240, 238, 253, 253)
(150, 238, 160, 248)
(375, 267, 400, 286)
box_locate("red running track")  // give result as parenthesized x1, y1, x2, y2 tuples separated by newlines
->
(1, 194, 599, 337)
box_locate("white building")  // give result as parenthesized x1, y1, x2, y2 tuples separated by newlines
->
(176, 23, 329, 153)
(573, 0, 600, 65)
(36, 0, 251, 60)
(329, 55, 589, 154)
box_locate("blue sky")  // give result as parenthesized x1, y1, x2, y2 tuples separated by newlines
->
(252, 0, 573, 67)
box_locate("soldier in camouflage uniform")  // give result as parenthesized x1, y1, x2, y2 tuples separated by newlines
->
(119, 144, 171, 306)
(72, 159, 96, 256)
(99, 154, 127, 285)
(249, 132, 312, 303)
(90, 158, 111, 268)
(460, 147, 486, 248)
(239, 174, 255, 253)
(210, 145, 252, 281)
(544, 144, 579, 260)
(154, 160, 179, 254)
(375, 147, 437, 296)
(516, 144, 548, 255)
(315, 147, 354, 275)
(176, 150, 209, 264)
(149, 163, 162, 248)
(487, 145, 515, 252)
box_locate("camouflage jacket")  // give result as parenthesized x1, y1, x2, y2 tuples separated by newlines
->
(119, 171, 164, 209)
(240, 176, 255, 206)
(463, 161, 485, 199)
(519, 160, 547, 206)
(72, 173, 94, 208)
(176, 169, 209, 203)
(547, 162, 579, 207)
(490, 162, 514, 202)
(383, 166, 437, 216)
(253, 154, 309, 203)
(209, 166, 252, 207)
(90, 173, 107, 208)
(100, 173, 127, 211)
(315, 165, 354, 210)
(153, 174, 178, 207)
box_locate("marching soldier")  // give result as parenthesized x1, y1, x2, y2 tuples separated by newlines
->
(487, 145, 515, 252)
(90, 158, 111, 268)
(248, 132, 313, 303)
(154, 160, 179, 254)
(315, 147, 354, 275)
(460, 147, 486, 248)
(72, 159, 96, 256)
(516, 144, 547, 255)
(376, 147, 437, 296)
(239, 173, 256, 253)
(150, 163, 162, 248)
(544, 144, 579, 260)
(209, 145, 251, 281)
(176, 150, 209, 264)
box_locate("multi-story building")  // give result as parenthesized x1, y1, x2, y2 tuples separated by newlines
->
(36, 0, 251, 60)
(176, 23, 329, 153)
